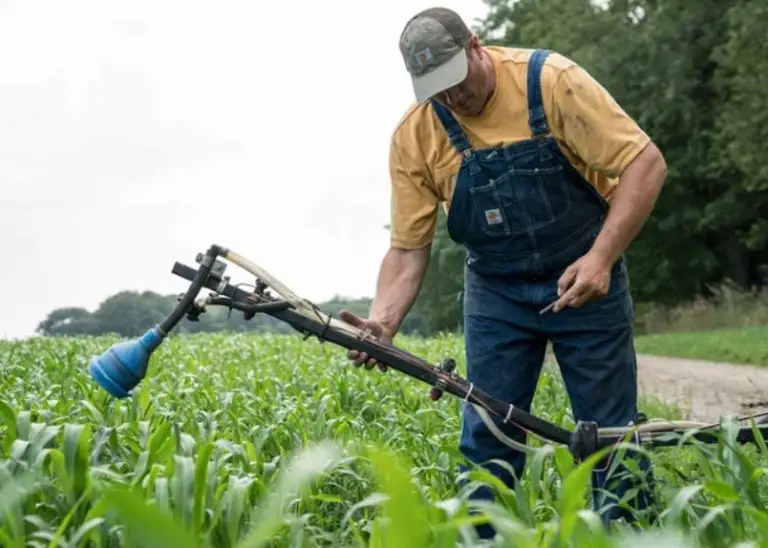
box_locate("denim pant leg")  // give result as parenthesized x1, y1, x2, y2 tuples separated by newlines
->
(543, 261, 656, 525)
(459, 269, 548, 537)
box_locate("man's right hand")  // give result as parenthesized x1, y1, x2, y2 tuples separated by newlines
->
(338, 309, 393, 373)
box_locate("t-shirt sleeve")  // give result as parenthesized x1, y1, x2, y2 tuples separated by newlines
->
(388, 136, 439, 250)
(548, 62, 651, 179)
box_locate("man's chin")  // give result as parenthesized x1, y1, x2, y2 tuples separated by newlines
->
(431, 97, 482, 117)
(452, 103, 483, 117)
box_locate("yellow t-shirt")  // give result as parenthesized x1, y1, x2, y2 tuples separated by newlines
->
(388, 46, 651, 250)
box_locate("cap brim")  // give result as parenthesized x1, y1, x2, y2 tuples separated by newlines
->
(411, 49, 468, 103)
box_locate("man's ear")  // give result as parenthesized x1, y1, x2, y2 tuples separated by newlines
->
(466, 34, 483, 59)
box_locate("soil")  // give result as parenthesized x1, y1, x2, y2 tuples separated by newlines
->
(637, 354, 768, 422)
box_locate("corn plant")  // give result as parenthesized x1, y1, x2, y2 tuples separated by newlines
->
(1, 332, 767, 547)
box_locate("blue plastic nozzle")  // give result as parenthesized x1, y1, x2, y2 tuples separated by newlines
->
(87, 325, 165, 398)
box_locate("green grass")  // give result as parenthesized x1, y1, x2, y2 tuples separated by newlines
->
(1, 331, 768, 547)
(632, 283, 768, 336)
(634, 325, 768, 366)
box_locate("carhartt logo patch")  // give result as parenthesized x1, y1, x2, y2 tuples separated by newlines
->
(485, 208, 502, 225)
(414, 47, 433, 69)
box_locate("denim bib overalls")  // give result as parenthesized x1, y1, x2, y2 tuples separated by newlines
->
(431, 49, 654, 533)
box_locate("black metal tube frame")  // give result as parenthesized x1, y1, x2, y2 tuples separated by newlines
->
(158, 245, 768, 460)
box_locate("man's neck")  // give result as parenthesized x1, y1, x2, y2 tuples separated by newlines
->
(478, 48, 497, 113)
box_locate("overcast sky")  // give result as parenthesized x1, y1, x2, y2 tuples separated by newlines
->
(0, 0, 490, 339)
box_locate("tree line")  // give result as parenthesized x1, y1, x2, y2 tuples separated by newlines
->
(35, 290, 429, 338)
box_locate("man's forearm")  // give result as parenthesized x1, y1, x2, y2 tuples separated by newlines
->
(369, 245, 430, 337)
(591, 141, 668, 265)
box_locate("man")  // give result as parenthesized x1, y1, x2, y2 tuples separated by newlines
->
(340, 6, 668, 536)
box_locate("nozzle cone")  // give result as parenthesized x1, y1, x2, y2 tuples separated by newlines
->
(87, 326, 165, 398)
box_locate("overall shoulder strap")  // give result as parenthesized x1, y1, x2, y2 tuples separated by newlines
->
(430, 99, 472, 156)
(526, 49, 552, 138)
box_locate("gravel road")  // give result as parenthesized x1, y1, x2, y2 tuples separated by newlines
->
(637, 354, 768, 422)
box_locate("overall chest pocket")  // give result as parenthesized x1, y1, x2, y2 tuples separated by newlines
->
(470, 163, 571, 237)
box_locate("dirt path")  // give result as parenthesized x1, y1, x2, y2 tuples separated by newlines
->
(637, 354, 768, 422)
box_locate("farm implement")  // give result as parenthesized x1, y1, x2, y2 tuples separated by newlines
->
(87, 243, 768, 461)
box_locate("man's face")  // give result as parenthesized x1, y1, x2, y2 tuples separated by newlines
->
(432, 40, 492, 117)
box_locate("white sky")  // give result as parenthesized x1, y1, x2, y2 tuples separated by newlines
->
(0, 0, 490, 339)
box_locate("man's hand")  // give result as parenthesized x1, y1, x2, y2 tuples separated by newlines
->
(339, 310, 393, 372)
(552, 250, 613, 312)
(550, 141, 667, 314)
(336, 245, 430, 372)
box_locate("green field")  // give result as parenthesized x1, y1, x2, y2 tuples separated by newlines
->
(634, 325, 768, 367)
(1, 332, 768, 547)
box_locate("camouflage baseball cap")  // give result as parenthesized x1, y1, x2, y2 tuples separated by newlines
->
(399, 7, 472, 103)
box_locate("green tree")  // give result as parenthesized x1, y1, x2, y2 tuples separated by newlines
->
(36, 307, 97, 336)
(36, 290, 384, 337)
(407, 210, 466, 335)
(709, 0, 768, 284)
